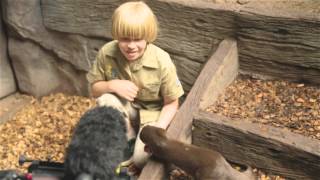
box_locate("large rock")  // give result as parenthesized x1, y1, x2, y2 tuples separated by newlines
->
(3, 0, 108, 71)
(2, 0, 107, 96)
(8, 38, 88, 97)
(0, 4, 16, 98)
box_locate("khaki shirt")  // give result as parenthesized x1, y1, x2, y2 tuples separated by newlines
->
(87, 40, 184, 124)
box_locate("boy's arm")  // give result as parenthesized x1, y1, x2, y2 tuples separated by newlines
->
(90, 81, 114, 98)
(91, 80, 139, 101)
(155, 98, 179, 129)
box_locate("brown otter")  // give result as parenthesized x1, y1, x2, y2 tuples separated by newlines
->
(140, 125, 255, 180)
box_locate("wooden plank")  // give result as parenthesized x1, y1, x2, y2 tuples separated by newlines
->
(168, 38, 238, 142)
(192, 110, 320, 180)
(239, 53, 320, 85)
(138, 38, 238, 180)
(198, 38, 238, 110)
(237, 1, 320, 83)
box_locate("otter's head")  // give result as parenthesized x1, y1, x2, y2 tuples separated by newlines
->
(140, 125, 167, 153)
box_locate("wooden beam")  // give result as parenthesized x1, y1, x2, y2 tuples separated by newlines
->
(237, 1, 320, 84)
(193, 110, 320, 180)
(138, 38, 238, 179)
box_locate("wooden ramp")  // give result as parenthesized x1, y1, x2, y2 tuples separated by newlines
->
(138, 38, 238, 180)
(138, 37, 320, 180)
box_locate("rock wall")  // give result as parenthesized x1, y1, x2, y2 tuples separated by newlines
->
(1, 0, 319, 98)
(0, 3, 16, 98)
(1, 0, 106, 97)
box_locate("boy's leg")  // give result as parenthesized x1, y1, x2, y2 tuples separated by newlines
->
(132, 123, 155, 169)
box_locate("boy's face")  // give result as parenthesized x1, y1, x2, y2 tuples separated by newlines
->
(118, 38, 147, 62)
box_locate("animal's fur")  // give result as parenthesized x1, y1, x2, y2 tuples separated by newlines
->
(140, 125, 256, 180)
(96, 93, 137, 140)
(64, 106, 129, 180)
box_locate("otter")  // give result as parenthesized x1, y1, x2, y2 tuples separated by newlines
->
(140, 125, 255, 180)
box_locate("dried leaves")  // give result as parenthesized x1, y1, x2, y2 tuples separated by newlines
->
(0, 93, 96, 172)
(205, 75, 320, 180)
(207, 75, 320, 140)
(2, 82, 317, 180)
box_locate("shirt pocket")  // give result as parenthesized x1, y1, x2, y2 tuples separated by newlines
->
(138, 82, 160, 101)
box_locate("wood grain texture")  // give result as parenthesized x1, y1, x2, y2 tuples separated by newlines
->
(237, 14, 320, 83)
(199, 39, 238, 110)
(41, 0, 122, 38)
(171, 55, 202, 93)
(138, 38, 238, 180)
(193, 110, 320, 180)
(239, 53, 320, 84)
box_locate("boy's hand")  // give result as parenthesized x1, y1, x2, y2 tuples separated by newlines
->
(111, 80, 138, 101)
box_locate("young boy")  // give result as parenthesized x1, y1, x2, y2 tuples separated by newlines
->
(86, 1, 184, 176)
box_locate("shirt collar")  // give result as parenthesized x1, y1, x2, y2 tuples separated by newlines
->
(140, 44, 158, 69)
(114, 42, 159, 71)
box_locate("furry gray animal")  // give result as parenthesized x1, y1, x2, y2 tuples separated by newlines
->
(64, 106, 129, 180)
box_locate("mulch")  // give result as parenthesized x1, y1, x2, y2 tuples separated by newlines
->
(206, 75, 320, 140)
(205, 74, 320, 180)
(2, 81, 318, 179)
(0, 93, 96, 172)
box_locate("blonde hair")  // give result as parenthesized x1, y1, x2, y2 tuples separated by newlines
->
(112, 1, 158, 43)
